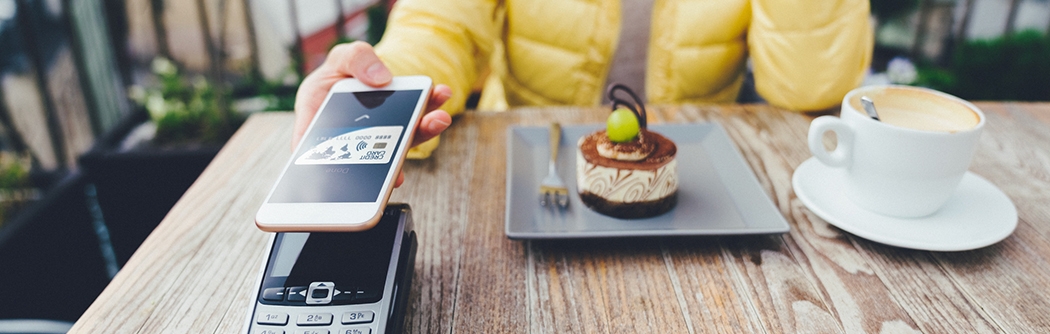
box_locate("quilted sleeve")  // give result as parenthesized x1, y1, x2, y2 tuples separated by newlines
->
(748, 0, 873, 112)
(375, 0, 501, 117)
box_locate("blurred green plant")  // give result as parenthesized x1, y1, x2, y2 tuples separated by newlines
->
(365, 2, 388, 45)
(916, 30, 1050, 101)
(232, 70, 300, 113)
(870, 0, 918, 23)
(255, 79, 298, 112)
(129, 58, 246, 147)
(913, 65, 955, 91)
(0, 152, 38, 226)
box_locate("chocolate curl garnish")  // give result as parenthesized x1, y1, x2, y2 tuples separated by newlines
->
(607, 83, 647, 129)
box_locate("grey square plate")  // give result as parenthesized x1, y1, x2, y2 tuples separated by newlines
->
(505, 123, 790, 239)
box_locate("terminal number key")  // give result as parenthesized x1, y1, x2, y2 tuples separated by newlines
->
(256, 312, 288, 326)
(297, 313, 333, 326)
(341, 311, 375, 324)
(338, 327, 371, 334)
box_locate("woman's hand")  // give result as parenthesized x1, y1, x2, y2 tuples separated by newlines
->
(293, 41, 453, 186)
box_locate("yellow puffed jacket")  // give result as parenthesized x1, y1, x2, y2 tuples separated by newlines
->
(376, 0, 873, 157)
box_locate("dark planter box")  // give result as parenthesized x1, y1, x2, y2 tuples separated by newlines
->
(0, 172, 109, 322)
(78, 110, 221, 266)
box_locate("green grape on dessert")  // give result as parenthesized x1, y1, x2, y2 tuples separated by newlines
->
(606, 107, 640, 143)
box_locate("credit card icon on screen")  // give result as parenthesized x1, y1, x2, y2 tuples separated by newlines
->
(295, 126, 402, 165)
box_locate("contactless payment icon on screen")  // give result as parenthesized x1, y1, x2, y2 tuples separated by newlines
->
(295, 126, 403, 165)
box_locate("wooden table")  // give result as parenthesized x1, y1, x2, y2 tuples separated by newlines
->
(71, 103, 1050, 333)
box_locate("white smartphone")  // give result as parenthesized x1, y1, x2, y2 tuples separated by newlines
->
(256, 76, 432, 232)
(244, 204, 417, 334)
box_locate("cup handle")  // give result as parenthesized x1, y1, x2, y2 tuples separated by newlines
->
(808, 116, 853, 168)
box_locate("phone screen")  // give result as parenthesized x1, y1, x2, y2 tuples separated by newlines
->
(268, 89, 424, 203)
(259, 218, 399, 305)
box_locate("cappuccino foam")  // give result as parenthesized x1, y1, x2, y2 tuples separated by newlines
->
(850, 87, 979, 133)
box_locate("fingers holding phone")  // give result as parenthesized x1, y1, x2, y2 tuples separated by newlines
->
(413, 85, 453, 147)
(293, 42, 452, 151)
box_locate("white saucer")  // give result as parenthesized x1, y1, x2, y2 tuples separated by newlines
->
(792, 158, 1017, 251)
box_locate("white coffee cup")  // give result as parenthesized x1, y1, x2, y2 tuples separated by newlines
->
(807, 85, 985, 218)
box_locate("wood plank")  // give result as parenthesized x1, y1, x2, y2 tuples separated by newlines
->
(693, 105, 917, 334)
(746, 104, 1011, 333)
(389, 112, 491, 333)
(67, 103, 1050, 333)
(503, 107, 696, 333)
(924, 103, 1050, 333)
(526, 238, 693, 333)
(653, 104, 842, 334)
(450, 112, 531, 333)
(662, 236, 773, 334)
(71, 113, 292, 333)
(720, 103, 1050, 334)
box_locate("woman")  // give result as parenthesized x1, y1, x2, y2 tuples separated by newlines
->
(295, 0, 874, 158)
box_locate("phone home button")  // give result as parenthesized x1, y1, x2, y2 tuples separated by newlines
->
(306, 282, 335, 305)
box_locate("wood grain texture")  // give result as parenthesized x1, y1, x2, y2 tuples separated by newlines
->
(70, 103, 1050, 333)
(70, 113, 292, 333)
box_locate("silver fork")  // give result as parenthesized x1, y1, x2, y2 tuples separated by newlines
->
(540, 122, 569, 208)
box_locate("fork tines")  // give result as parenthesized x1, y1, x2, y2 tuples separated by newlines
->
(540, 184, 569, 208)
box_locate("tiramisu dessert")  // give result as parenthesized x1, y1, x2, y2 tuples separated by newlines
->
(576, 84, 678, 219)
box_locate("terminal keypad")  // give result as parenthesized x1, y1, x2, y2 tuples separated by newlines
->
(252, 282, 377, 334)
